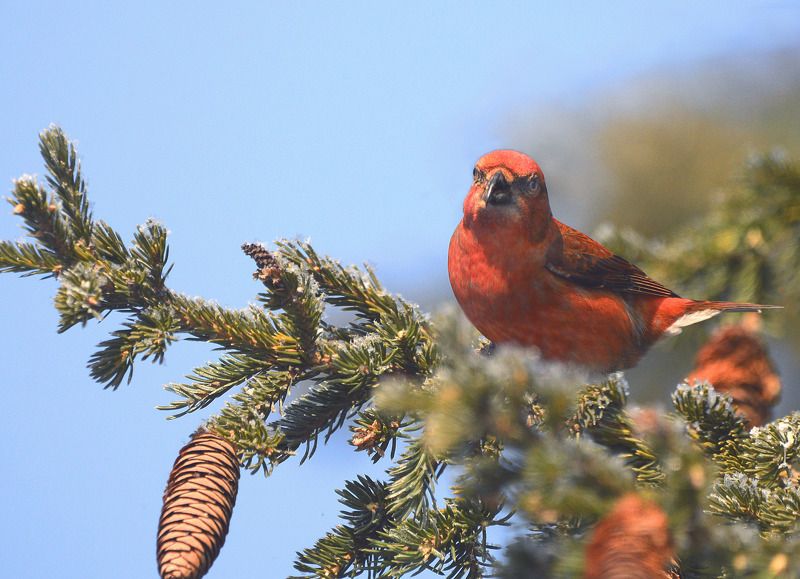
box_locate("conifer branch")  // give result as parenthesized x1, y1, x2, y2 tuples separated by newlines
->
(244, 242, 324, 364)
(8, 175, 75, 262)
(708, 472, 800, 535)
(277, 338, 394, 461)
(571, 379, 664, 484)
(208, 371, 296, 474)
(88, 308, 179, 389)
(276, 240, 400, 323)
(742, 414, 800, 487)
(349, 409, 405, 462)
(369, 497, 502, 579)
(517, 437, 635, 522)
(168, 296, 301, 361)
(92, 220, 130, 264)
(386, 435, 443, 520)
(292, 476, 392, 578)
(5, 128, 800, 577)
(672, 382, 748, 471)
(160, 354, 269, 418)
(39, 125, 94, 243)
(0, 240, 61, 276)
(707, 474, 769, 527)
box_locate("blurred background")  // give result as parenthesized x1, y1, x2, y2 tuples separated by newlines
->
(1, 2, 798, 577)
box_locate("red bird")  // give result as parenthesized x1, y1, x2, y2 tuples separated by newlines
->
(448, 150, 778, 373)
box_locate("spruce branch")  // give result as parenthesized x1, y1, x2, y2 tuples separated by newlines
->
(741, 414, 800, 488)
(707, 472, 800, 535)
(385, 435, 443, 520)
(292, 476, 392, 578)
(571, 378, 664, 485)
(496, 532, 586, 579)
(168, 296, 300, 359)
(8, 175, 74, 262)
(708, 474, 769, 528)
(759, 486, 800, 534)
(209, 372, 296, 474)
(0, 240, 61, 277)
(278, 337, 394, 460)
(369, 497, 502, 579)
(39, 125, 94, 243)
(160, 354, 270, 418)
(5, 128, 800, 577)
(130, 219, 172, 291)
(518, 437, 635, 523)
(349, 409, 405, 462)
(53, 261, 109, 331)
(276, 239, 404, 325)
(257, 251, 324, 364)
(672, 382, 748, 471)
(88, 308, 179, 389)
(92, 220, 130, 264)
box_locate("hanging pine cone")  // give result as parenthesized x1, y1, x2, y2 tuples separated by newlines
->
(584, 494, 675, 579)
(157, 429, 240, 579)
(687, 323, 781, 427)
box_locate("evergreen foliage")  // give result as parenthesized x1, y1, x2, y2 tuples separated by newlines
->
(2, 127, 800, 577)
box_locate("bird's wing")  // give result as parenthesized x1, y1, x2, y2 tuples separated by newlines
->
(545, 220, 679, 297)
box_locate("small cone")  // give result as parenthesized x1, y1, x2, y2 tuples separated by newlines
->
(584, 494, 674, 579)
(157, 430, 240, 579)
(687, 324, 781, 427)
(241, 243, 282, 287)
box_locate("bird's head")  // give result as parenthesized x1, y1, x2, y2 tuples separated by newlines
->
(461, 150, 551, 239)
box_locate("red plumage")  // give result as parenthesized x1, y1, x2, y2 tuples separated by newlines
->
(448, 150, 779, 373)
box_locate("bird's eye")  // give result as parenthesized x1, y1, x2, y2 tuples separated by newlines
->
(473, 167, 485, 183)
(526, 174, 540, 194)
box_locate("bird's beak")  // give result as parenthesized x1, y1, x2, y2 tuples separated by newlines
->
(483, 171, 512, 206)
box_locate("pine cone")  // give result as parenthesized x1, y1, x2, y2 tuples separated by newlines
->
(687, 324, 781, 427)
(241, 243, 282, 287)
(584, 493, 674, 579)
(157, 430, 240, 579)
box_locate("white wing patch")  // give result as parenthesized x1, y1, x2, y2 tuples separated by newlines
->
(664, 308, 722, 336)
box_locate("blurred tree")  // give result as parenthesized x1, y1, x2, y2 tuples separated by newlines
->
(598, 108, 751, 236)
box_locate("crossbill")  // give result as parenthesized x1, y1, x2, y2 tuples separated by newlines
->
(448, 150, 779, 373)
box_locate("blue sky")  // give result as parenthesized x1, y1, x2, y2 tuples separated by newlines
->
(1, 2, 799, 577)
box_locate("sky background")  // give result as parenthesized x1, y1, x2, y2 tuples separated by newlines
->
(1, 2, 799, 578)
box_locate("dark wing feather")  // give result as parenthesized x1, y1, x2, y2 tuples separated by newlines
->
(545, 221, 679, 298)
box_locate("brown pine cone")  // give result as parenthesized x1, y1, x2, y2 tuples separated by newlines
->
(157, 430, 240, 579)
(241, 243, 282, 287)
(584, 493, 674, 579)
(687, 324, 781, 427)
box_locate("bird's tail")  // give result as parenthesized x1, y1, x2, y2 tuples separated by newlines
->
(664, 300, 782, 336)
(694, 301, 783, 314)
